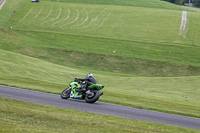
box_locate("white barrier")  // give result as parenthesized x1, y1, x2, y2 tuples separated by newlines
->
(0, 0, 5, 10)
(0, 0, 4, 5)
(179, 11, 187, 35)
(180, 11, 187, 31)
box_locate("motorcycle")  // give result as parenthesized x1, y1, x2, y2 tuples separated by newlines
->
(61, 79, 104, 103)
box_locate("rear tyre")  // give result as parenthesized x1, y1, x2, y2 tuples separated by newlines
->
(61, 88, 71, 99)
(85, 90, 100, 103)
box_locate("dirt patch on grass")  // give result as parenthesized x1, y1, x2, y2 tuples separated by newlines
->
(0, 28, 8, 33)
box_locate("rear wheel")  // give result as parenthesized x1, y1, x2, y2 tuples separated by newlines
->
(85, 90, 100, 103)
(61, 88, 71, 99)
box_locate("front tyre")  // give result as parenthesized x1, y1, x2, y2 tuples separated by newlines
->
(85, 90, 100, 103)
(61, 88, 71, 99)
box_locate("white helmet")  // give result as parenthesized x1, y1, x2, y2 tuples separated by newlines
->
(86, 73, 93, 78)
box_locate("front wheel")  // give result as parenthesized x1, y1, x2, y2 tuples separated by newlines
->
(61, 88, 71, 99)
(85, 90, 100, 103)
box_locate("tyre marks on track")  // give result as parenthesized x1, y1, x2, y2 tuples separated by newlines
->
(40, 5, 53, 26)
(82, 8, 111, 29)
(70, 8, 89, 28)
(17, 4, 111, 30)
(19, 5, 43, 26)
(82, 16, 98, 29)
(18, 7, 33, 23)
(52, 9, 70, 26)
(42, 5, 53, 20)
(61, 9, 80, 28)
(41, 6, 55, 26)
(43, 7, 62, 26)
(93, 12, 111, 29)
(40, 7, 111, 29)
(32, 6, 43, 19)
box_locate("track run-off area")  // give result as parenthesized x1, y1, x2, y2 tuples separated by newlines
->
(0, 85, 200, 130)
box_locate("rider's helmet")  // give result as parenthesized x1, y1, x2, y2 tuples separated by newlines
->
(86, 73, 93, 78)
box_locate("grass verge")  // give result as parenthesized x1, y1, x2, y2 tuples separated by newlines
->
(0, 97, 199, 133)
(0, 49, 200, 118)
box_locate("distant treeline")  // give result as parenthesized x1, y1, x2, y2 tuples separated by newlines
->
(162, 0, 200, 7)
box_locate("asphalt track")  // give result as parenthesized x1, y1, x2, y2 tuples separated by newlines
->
(0, 85, 200, 130)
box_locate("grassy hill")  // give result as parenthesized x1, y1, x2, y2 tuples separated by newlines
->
(1, 0, 200, 76)
(43, 0, 188, 10)
(1, 48, 200, 118)
(0, 0, 200, 131)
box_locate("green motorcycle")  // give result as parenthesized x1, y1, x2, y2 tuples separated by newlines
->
(61, 79, 104, 103)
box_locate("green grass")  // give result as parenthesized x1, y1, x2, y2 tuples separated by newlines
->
(44, 0, 188, 10)
(0, 0, 200, 130)
(1, 0, 200, 77)
(1, 97, 199, 133)
(1, 29, 200, 77)
(6, 2, 187, 43)
(6, 0, 199, 45)
(0, 49, 200, 118)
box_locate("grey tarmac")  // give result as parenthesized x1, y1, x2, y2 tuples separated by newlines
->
(0, 85, 200, 130)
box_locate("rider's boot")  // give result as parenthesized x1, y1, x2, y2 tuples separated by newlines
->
(76, 85, 86, 92)
(80, 87, 86, 92)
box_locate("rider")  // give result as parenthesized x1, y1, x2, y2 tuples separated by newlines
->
(75, 73, 97, 92)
